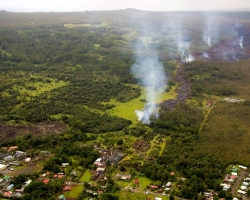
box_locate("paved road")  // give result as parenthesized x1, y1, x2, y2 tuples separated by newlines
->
(232, 170, 248, 195)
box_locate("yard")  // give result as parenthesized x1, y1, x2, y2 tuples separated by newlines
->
(79, 169, 91, 183)
(64, 184, 83, 198)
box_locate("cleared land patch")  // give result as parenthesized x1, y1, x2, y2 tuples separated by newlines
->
(107, 85, 177, 125)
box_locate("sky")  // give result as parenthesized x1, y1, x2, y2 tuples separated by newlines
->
(1, 0, 250, 12)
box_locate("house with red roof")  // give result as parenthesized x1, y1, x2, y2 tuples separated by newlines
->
(43, 179, 49, 184)
(3, 191, 12, 197)
(8, 146, 18, 151)
(63, 185, 71, 191)
(150, 185, 159, 190)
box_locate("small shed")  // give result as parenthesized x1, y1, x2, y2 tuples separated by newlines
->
(3, 175, 11, 181)
(62, 163, 69, 168)
(231, 172, 237, 176)
(58, 194, 66, 200)
(43, 179, 49, 184)
(25, 158, 31, 163)
(242, 182, 249, 186)
(166, 182, 171, 187)
(7, 184, 14, 190)
(237, 190, 247, 195)
(241, 185, 247, 191)
(0, 164, 7, 171)
(231, 168, 238, 173)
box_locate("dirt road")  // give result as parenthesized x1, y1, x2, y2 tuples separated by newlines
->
(232, 170, 248, 195)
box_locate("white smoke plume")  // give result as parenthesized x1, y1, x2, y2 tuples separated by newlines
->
(239, 36, 244, 48)
(203, 16, 220, 47)
(131, 45, 167, 124)
(176, 32, 195, 63)
(184, 54, 195, 63)
(202, 52, 210, 61)
(203, 36, 211, 46)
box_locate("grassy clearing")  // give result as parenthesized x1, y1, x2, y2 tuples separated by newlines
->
(50, 114, 72, 120)
(97, 131, 138, 150)
(1, 91, 11, 98)
(147, 135, 169, 157)
(122, 28, 138, 41)
(14, 78, 69, 99)
(64, 22, 110, 28)
(161, 85, 177, 102)
(0, 48, 12, 57)
(118, 190, 169, 200)
(137, 176, 152, 189)
(64, 185, 83, 198)
(117, 180, 132, 188)
(107, 85, 177, 125)
(79, 169, 91, 182)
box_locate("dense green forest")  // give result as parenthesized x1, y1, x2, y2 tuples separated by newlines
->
(1, 10, 250, 200)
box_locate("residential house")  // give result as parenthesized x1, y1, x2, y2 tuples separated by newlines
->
(110, 153, 124, 163)
(15, 188, 24, 193)
(94, 158, 102, 166)
(96, 167, 105, 173)
(150, 185, 159, 190)
(242, 182, 249, 186)
(24, 157, 31, 163)
(0, 164, 7, 171)
(7, 184, 14, 190)
(4, 155, 14, 161)
(24, 180, 32, 187)
(43, 179, 49, 184)
(241, 185, 247, 191)
(70, 171, 77, 176)
(239, 165, 248, 170)
(237, 190, 247, 195)
(14, 151, 26, 160)
(15, 192, 22, 198)
(8, 146, 18, 151)
(121, 174, 131, 181)
(0, 152, 11, 159)
(3, 175, 11, 181)
(63, 186, 71, 191)
(58, 194, 66, 200)
(62, 163, 69, 168)
(3, 191, 12, 197)
(41, 151, 50, 154)
(166, 182, 171, 187)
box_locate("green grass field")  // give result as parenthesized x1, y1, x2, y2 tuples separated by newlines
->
(107, 85, 177, 125)
(64, 22, 110, 28)
(79, 169, 91, 182)
(64, 185, 83, 198)
(14, 78, 69, 99)
(118, 190, 169, 200)
(147, 135, 169, 157)
(137, 176, 152, 189)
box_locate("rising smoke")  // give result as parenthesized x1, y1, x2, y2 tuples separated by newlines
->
(203, 16, 220, 47)
(130, 12, 246, 123)
(131, 35, 167, 124)
(239, 36, 244, 48)
(176, 31, 195, 63)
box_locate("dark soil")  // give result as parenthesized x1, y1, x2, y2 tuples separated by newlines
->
(0, 121, 67, 142)
(132, 140, 150, 152)
(162, 63, 191, 110)
(162, 27, 250, 110)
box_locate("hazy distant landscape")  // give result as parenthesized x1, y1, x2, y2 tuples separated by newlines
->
(1, 9, 250, 200)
